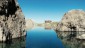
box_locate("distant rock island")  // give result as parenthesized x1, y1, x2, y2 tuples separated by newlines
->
(37, 20, 58, 29)
(0, 0, 25, 41)
(26, 19, 34, 30)
(56, 9, 85, 31)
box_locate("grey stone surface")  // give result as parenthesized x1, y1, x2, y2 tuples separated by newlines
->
(56, 9, 85, 31)
(0, 0, 25, 41)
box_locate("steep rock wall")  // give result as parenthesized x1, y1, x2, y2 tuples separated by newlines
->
(0, 0, 25, 41)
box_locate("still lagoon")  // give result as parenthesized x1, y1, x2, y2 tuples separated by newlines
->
(26, 27, 64, 48)
(0, 27, 85, 48)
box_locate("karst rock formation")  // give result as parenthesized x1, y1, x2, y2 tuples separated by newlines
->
(57, 9, 85, 31)
(0, 0, 25, 41)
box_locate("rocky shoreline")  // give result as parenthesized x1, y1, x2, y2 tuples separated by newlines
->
(56, 9, 85, 39)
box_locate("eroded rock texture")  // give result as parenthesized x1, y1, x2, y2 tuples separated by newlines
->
(57, 9, 85, 31)
(0, 0, 25, 41)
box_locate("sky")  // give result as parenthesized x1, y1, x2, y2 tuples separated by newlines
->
(18, 0, 85, 23)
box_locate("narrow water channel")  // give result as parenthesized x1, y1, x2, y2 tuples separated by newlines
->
(26, 27, 64, 48)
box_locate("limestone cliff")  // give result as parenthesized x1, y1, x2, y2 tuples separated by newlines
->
(57, 9, 85, 31)
(0, 0, 25, 41)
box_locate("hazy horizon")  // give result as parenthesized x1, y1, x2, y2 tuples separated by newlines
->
(18, 0, 85, 23)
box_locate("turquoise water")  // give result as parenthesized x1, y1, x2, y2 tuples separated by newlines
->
(26, 27, 64, 48)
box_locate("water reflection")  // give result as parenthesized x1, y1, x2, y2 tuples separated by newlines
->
(44, 27, 52, 30)
(0, 36, 25, 48)
(56, 31, 85, 48)
(26, 27, 64, 48)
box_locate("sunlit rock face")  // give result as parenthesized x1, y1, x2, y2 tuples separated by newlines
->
(57, 9, 85, 31)
(0, 0, 25, 41)
(26, 19, 34, 30)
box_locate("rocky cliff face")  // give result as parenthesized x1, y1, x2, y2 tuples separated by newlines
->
(0, 0, 25, 41)
(57, 9, 85, 31)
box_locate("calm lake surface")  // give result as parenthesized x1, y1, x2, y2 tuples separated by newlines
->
(0, 27, 85, 48)
(26, 27, 64, 48)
